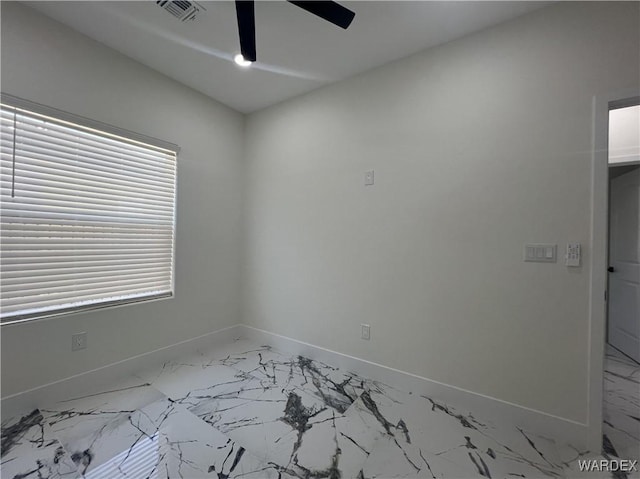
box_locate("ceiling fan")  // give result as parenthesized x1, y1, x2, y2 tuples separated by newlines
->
(234, 1, 355, 63)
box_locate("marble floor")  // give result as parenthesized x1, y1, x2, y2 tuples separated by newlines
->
(602, 346, 640, 465)
(1, 337, 638, 479)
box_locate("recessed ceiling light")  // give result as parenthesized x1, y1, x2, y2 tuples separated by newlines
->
(234, 54, 252, 68)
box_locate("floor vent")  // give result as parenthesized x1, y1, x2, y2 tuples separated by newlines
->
(156, 0, 204, 22)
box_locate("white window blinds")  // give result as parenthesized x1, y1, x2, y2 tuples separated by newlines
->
(0, 99, 177, 324)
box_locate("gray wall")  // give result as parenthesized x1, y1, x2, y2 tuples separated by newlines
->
(1, 2, 245, 397)
(242, 2, 640, 424)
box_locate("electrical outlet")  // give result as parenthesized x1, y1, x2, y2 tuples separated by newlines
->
(361, 324, 371, 340)
(364, 170, 374, 186)
(72, 332, 87, 351)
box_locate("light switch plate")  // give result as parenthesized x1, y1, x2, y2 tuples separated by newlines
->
(524, 244, 557, 263)
(364, 170, 374, 186)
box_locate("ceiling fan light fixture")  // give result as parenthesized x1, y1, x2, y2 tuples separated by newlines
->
(234, 0, 354, 63)
(234, 53, 253, 67)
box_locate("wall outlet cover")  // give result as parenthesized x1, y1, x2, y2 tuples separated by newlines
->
(364, 170, 374, 186)
(72, 332, 87, 351)
(361, 324, 371, 340)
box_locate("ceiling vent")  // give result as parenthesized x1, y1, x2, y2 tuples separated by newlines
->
(156, 0, 204, 22)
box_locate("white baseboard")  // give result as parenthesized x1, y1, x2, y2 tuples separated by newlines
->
(0, 324, 243, 421)
(238, 324, 591, 451)
(1, 322, 591, 452)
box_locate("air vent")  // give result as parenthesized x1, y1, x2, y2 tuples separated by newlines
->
(156, 0, 204, 21)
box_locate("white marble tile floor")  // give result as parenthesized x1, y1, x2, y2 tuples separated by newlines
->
(2, 339, 638, 478)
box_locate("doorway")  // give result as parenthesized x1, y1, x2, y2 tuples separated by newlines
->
(608, 161, 640, 363)
(602, 103, 639, 463)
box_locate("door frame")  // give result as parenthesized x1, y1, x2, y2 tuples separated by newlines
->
(588, 88, 640, 451)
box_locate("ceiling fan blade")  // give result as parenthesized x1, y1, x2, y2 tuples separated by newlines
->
(287, 1, 355, 29)
(235, 0, 256, 62)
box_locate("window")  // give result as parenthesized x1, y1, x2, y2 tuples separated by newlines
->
(0, 96, 178, 324)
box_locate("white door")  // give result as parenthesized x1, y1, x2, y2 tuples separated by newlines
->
(608, 168, 640, 362)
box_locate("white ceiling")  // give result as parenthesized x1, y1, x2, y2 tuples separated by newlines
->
(27, 1, 549, 113)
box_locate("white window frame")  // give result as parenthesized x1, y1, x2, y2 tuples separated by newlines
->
(0, 94, 179, 325)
